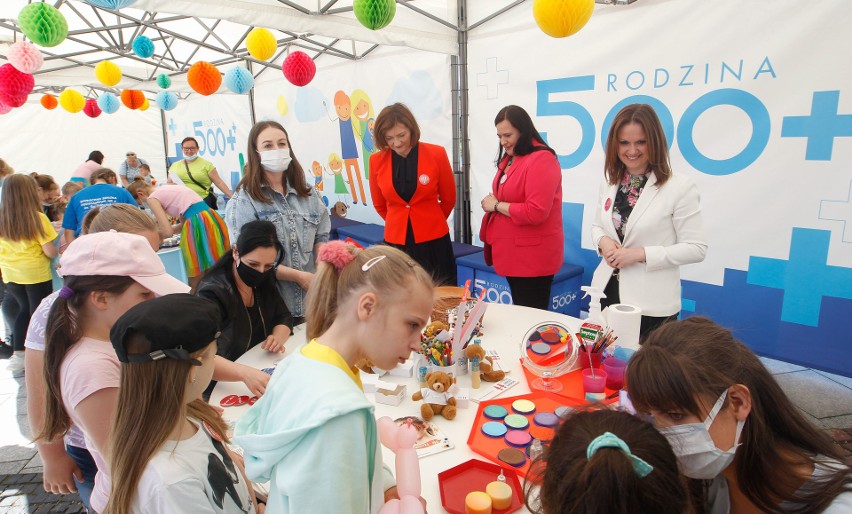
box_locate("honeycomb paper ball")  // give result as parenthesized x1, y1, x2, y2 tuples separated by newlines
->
(121, 89, 146, 109)
(0, 98, 12, 115)
(0, 64, 35, 107)
(187, 61, 221, 96)
(276, 95, 288, 116)
(83, 0, 137, 8)
(532, 0, 594, 38)
(97, 92, 120, 114)
(132, 35, 154, 58)
(59, 89, 85, 113)
(18, 3, 68, 48)
(94, 61, 122, 87)
(8, 41, 44, 74)
(156, 91, 178, 111)
(353, 0, 396, 30)
(139, 98, 150, 111)
(156, 73, 171, 89)
(246, 28, 277, 61)
(83, 98, 102, 118)
(41, 94, 58, 110)
(223, 67, 254, 94)
(282, 51, 316, 87)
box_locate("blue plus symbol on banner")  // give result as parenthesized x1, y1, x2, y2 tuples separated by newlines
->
(781, 90, 852, 160)
(747, 228, 852, 326)
(226, 123, 237, 151)
(168, 118, 177, 136)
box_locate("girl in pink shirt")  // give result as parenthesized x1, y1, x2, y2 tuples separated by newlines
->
(38, 231, 190, 513)
(127, 178, 229, 291)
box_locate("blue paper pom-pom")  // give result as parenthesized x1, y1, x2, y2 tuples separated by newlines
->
(155, 91, 178, 111)
(132, 36, 154, 58)
(223, 67, 254, 94)
(82, 0, 137, 9)
(97, 92, 120, 114)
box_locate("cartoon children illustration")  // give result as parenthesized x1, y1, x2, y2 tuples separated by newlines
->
(327, 153, 349, 204)
(332, 90, 367, 206)
(311, 160, 329, 207)
(350, 89, 375, 180)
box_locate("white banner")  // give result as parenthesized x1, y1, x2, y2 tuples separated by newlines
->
(163, 92, 253, 193)
(468, 0, 852, 374)
(253, 46, 453, 224)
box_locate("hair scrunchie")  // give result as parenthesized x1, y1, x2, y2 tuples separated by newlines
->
(317, 240, 357, 272)
(58, 285, 75, 300)
(586, 431, 654, 478)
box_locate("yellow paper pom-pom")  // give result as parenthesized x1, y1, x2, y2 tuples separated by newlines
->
(246, 28, 277, 61)
(139, 98, 150, 111)
(276, 95, 288, 116)
(94, 60, 122, 86)
(533, 0, 594, 38)
(59, 89, 85, 113)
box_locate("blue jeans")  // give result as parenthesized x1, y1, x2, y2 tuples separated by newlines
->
(66, 444, 97, 511)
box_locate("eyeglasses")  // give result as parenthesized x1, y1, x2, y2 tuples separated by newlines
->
(126, 153, 136, 157)
(182, 147, 198, 152)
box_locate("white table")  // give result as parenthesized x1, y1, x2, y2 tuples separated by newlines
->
(210, 303, 582, 513)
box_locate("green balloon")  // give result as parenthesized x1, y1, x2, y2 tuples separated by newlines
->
(18, 3, 68, 48)
(353, 0, 396, 31)
(156, 73, 172, 89)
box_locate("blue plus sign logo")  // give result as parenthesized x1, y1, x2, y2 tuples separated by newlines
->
(226, 123, 237, 151)
(168, 118, 177, 136)
(477, 57, 509, 100)
(747, 228, 852, 326)
(781, 90, 852, 160)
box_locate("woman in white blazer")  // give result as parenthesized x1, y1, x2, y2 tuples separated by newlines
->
(590, 104, 707, 338)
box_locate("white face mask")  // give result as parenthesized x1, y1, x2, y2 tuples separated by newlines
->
(658, 389, 745, 480)
(185, 153, 198, 161)
(259, 149, 291, 173)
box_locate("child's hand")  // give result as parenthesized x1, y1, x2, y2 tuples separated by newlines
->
(383, 487, 427, 512)
(240, 365, 271, 397)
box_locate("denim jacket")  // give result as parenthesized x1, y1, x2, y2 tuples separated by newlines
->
(225, 183, 330, 317)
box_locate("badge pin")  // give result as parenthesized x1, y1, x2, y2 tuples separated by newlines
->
(604, 198, 612, 211)
(418, 174, 430, 185)
(500, 175, 508, 184)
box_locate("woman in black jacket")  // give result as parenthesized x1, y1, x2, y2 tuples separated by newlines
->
(197, 220, 294, 397)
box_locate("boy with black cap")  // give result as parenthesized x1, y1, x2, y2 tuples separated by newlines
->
(106, 294, 259, 513)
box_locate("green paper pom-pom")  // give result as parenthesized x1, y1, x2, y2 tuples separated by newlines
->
(353, 0, 396, 31)
(156, 73, 172, 89)
(18, 3, 68, 48)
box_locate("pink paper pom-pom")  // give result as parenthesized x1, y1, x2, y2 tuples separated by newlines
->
(318, 240, 356, 272)
(8, 41, 43, 74)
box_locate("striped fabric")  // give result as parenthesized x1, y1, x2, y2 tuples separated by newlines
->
(180, 202, 230, 277)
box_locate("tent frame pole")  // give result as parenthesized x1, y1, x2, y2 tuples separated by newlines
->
(452, 0, 472, 243)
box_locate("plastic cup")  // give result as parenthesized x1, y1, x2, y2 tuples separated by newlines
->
(582, 368, 607, 394)
(603, 357, 628, 390)
(579, 350, 602, 369)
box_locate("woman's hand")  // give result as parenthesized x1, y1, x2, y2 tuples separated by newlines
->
(480, 193, 498, 213)
(261, 334, 286, 353)
(239, 365, 271, 397)
(604, 246, 646, 270)
(295, 270, 313, 291)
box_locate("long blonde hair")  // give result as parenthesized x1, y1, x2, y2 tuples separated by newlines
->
(81, 203, 157, 237)
(0, 174, 47, 242)
(305, 243, 433, 340)
(104, 336, 227, 514)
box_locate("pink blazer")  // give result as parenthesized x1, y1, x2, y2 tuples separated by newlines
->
(479, 148, 564, 277)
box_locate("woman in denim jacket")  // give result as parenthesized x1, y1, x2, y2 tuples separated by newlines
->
(225, 121, 330, 323)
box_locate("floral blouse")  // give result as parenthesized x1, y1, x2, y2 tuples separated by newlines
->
(612, 172, 650, 242)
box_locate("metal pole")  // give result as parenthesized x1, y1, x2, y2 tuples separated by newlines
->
(451, 0, 472, 243)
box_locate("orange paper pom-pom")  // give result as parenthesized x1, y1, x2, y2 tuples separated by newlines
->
(187, 61, 221, 96)
(120, 89, 146, 109)
(41, 93, 58, 109)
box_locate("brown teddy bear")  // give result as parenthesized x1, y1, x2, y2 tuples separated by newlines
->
(422, 321, 449, 340)
(464, 344, 506, 382)
(411, 371, 457, 420)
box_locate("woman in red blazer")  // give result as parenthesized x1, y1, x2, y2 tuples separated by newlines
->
(480, 105, 563, 310)
(370, 103, 457, 285)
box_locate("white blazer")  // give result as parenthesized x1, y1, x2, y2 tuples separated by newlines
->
(590, 173, 707, 317)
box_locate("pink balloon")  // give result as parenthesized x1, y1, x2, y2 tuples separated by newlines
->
(377, 416, 424, 514)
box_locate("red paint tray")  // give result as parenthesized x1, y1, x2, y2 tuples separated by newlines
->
(437, 458, 524, 514)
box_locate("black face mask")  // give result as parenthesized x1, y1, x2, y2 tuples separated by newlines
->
(236, 259, 273, 288)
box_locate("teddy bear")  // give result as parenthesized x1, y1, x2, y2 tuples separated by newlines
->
(464, 344, 506, 382)
(422, 321, 449, 341)
(411, 371, 457, 421)
(331, 201, 349, 218)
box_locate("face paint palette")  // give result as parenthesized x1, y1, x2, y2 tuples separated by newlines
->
(467, 392, 583, 477)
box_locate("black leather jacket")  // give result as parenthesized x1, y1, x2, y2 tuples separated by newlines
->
(196, 265, 294, 362)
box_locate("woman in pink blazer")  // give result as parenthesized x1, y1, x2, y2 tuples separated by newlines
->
(480, 105, 563, 309)
(590, 104, 707, 337)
